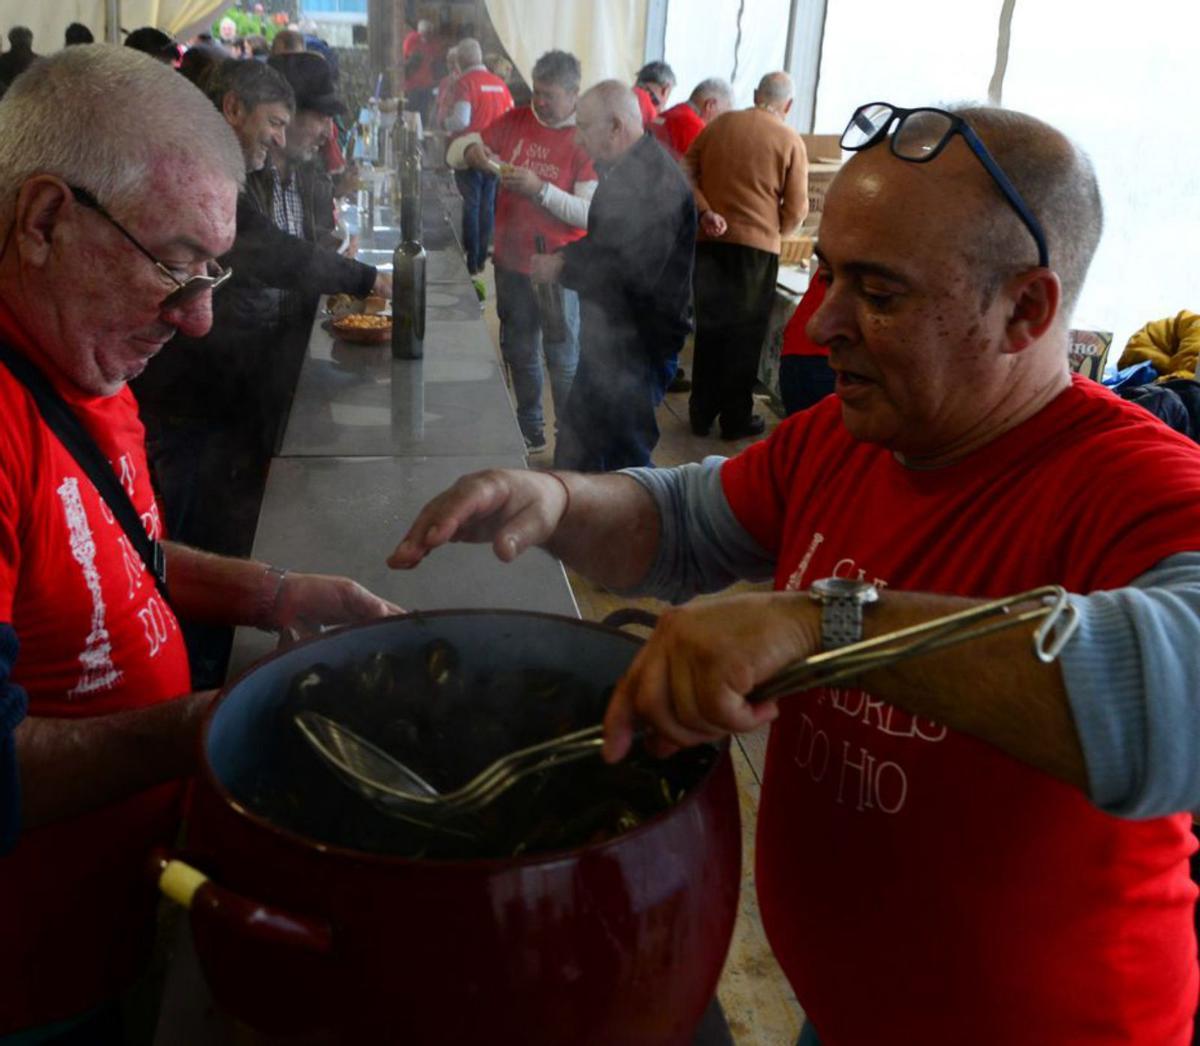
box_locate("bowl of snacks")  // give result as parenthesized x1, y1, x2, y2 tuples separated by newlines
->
(330, 313, 392, 345)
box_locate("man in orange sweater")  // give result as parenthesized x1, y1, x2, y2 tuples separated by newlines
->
(685, 71, 807, 438)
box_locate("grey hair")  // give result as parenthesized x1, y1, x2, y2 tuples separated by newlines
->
(691, 77, 733, 105)
(582, 80, 642, 132)
(0, 45, 244, 216)
(950, 105, 1102, 319)
(636, 60, 676, 89)
(456, 37, 482, 68)
(531, 50, 581, 93)
(756, 71, 793, 104)
(445, 45, 460, 70)
(417, 19, 432, 33)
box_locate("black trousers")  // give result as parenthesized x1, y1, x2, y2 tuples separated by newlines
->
(689, 242, 779, 433)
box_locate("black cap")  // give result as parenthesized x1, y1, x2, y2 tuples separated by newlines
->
(267, 52, 344, 116)
(124, 26, 177, 61)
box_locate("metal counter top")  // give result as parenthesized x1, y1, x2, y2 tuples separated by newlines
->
(278, 319, 525, 458)
(228, 453, 577, 673)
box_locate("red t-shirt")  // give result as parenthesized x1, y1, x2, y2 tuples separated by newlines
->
(721, 375, 1200, 1044)
(481, 107, 595, 274)
(650, 101, 706, 159)
(0, 332, 191, 1031)
(402, 30, 438, 90)
(779, 276, 828, 358)
(633, 86, 658, 126)
(451, 67, 514, 139)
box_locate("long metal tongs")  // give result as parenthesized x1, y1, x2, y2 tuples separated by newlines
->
(298, 586, 1078, 821)
(746, 584, 1078, 704)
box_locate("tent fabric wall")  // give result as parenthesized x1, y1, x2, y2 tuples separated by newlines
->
(483, 0, 647, 93)
(664, 0, 791, 110)
(0, 0, 226, 46)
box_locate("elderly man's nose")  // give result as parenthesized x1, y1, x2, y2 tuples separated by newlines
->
(162, 291, 214, 338)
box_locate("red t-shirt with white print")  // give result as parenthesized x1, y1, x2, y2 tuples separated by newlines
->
(481, 106, 595, 274)
(0, 326, 191, 1031)
(720, 375, 1200, 1045)
(451, 67, 514, 139)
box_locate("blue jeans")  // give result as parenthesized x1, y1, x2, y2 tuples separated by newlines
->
(495, 266, 580, 440)
(454, 168, 498, 274)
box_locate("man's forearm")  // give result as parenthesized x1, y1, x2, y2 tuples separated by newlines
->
(16, 692, 213, 827)
(163, 541, 276, 628)
(849, 592, 1086, 790)
(544, 473, 662, 590)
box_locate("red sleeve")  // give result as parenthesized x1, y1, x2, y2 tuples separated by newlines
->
(634, 87, 657, 126)
(780, 278, 828, 358)
(481, 109, 514, 152)
(719, 404, 838, 556)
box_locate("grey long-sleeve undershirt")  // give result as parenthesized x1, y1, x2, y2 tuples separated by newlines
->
(621, 458, 1200, 820)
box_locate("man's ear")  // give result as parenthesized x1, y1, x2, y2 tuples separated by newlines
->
(12, 177, 71, 268)
(783, 98, 794, 115)
(221, 91, 243, 125)
(1002, 268, 1061, 354)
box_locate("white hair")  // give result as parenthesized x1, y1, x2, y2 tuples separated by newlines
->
(456, 37, 482, 68)
(692, 77, 733, 105)
(417, 19, 432, 33)
(0, 45, 244, 215)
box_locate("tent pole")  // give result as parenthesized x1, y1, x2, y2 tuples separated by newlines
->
(643, 0, 668, 63)
(106, 0, 121, 43)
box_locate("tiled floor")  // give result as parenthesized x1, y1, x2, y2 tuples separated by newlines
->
(474, 263, 806, 1045)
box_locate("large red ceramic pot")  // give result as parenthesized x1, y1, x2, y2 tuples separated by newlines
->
(163, 610, 742, 1045)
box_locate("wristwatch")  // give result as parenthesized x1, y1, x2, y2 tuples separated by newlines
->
(809, 577, 879, 649)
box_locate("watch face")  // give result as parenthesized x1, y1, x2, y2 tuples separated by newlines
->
(811, 577, 879, 603)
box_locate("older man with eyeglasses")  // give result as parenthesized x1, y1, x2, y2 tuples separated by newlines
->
(0, 46, 399, 1040)
(390, 102, 1200, 1043)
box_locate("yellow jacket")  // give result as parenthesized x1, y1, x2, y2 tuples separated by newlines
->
(1118, 310, 1200, 381)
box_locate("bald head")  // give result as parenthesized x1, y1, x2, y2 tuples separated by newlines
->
(755, 71, 793, 113)
(576, 80, 644, 163)
(949, 106, 1102, 319)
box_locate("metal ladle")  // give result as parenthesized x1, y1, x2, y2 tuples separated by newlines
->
(296, 586, 1077, 822)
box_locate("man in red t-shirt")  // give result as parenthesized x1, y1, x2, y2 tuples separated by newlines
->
(446, 50, 597, 454)
(650, 77, 734, 160)
(401, 19, 438, 125)
(777, 275, 832, 415)
(633, 60, 675, 127)
(0, 48, 398, 1039)
(444, 37, 514, 279)
(393, 104, 1200, 1044)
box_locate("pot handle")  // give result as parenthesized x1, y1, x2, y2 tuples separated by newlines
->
(602, 608, 659, 633)
(151, 849, 333, 956)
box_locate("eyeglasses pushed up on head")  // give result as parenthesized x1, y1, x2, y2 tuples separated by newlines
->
(839, 102, 1049, 269)
(68, 185, 232, 309)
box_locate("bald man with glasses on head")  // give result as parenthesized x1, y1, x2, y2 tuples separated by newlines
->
(392, 101, 1200, 1044)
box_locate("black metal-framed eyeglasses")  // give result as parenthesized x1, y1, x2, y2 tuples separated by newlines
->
(840, 102, 1049, 269)
(68, 185, 232, 308)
